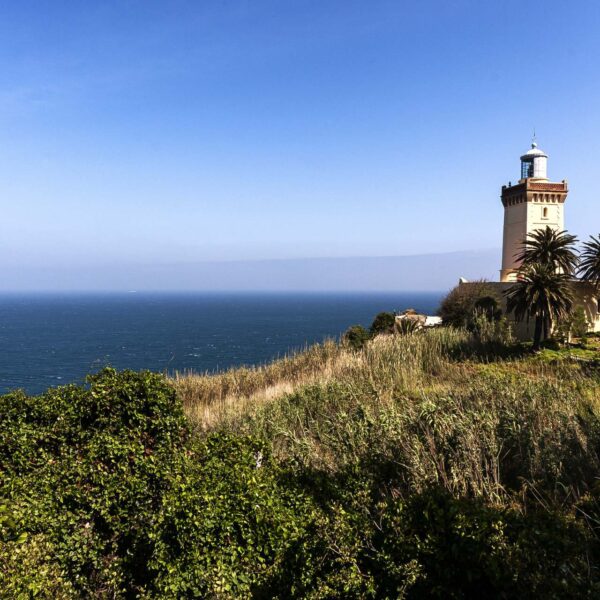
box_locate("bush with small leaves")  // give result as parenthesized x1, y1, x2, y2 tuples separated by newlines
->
(439, 281, 501, 328)
(343, 324, 371, 350)
(370, 311, 396, 335)
(3, 357, 600, 597)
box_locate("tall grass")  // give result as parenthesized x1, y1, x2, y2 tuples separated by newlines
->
(172, 329, 470, 429)
(172, 340, 350, 428)
(174, 327, 510, 430)
(173, 327, 600, 512)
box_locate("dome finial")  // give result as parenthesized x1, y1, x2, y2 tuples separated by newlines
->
(532, 128, 537, 148)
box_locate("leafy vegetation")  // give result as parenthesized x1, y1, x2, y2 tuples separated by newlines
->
(516, 227, 578, 274)
(579, 233, 600, 286)
(437, 281, 501, 328)
(505, 263, 573, 349)
(557, 306, 591, 343)
(3, 325, 600, 597)
(342, 324, 371, 350)
(369, 311, 396, 335)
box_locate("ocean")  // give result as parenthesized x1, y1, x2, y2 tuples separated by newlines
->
(0, 292, 443, 395)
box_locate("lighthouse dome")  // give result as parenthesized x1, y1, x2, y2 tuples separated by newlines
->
(520, 141, 548, 180)
(520, 141, 548, 161)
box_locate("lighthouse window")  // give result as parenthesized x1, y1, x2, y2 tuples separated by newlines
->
(521, 160, 534, 179)
(542, 207, 548, 218)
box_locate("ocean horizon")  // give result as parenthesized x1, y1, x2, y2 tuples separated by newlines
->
(0, 291, 443, 395)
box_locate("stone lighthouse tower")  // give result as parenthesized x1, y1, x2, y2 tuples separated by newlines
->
(500, 141, 569, 281)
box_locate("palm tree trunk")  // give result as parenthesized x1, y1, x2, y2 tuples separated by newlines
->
(533, 317, 543, 350)
(542, 317, 549, 342)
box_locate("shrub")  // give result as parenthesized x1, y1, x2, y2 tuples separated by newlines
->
(473, 295, 502, 321)
(438, 281, 501, 328)
(0, 368, 189, 597)
(366, 487, 598, 598)
(343, 324, 371, 350)
(0, 500, 75, 599)
(4, 336, 600, 597)
(568, 306, 590, 338)
(149, 434, 313, 598)
(0, 370, 316, 598)
(370, 311, 396, 335)
(470, 309, 513, 345)
(396, 317, 421, 335)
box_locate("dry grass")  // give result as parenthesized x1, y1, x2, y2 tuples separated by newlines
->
(172, 340, 356, 429)
(172, 327, 600, 510)
(173, 328, 492, 430)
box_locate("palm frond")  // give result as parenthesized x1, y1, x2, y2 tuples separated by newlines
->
(578, 234, 600, 285)
(504, 263, 574, 325)
(515, 227, 578, 275)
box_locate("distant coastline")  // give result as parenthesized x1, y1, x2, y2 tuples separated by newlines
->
(0, 249, 498, 292)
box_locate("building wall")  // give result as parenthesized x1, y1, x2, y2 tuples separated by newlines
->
(500, 185, 566, 282)
(501, 202, 527, 280)
(459, 280, 600, 340)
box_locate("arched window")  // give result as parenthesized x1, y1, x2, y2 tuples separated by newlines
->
(542, 207, 548, 218)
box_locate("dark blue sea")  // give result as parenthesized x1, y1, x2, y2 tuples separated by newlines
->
(0, 292, 443, 395)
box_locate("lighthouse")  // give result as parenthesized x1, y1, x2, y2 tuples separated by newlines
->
(499, 142, 568, 282)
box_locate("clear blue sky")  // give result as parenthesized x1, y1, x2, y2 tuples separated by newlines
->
(1, 1, 600, 287)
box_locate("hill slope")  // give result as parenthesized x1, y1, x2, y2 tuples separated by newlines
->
(2, 328, 600, 597)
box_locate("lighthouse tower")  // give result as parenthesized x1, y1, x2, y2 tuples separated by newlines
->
(500, 142, 569, 282)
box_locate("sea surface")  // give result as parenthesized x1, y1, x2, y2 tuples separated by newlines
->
(0, 292, 443, 395)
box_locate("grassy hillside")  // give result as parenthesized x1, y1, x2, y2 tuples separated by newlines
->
(2, 328, 600, 597)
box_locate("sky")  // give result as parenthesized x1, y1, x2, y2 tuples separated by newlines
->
(1, 1, 600, 289)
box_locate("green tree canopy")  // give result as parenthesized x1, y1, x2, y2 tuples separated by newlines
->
(369, 311, 396, 335)
(505, 263, 573, 349)
(578, 233, 600, 288)
(516, 226, 578, 275)
(438, 281, 501, 328)
(343, 324, 371, 349)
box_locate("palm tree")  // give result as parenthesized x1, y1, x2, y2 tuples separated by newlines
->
(578, 234, 600, 289)
(505, 263, 573, 350)
(516, 226, 578, 275)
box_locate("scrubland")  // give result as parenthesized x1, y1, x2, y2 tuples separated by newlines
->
(175, 329, 600, 501)
(2, 328, 600, 598)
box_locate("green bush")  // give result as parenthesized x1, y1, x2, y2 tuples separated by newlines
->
(343, 324, 371, 350)
(473, 295, 502, 322)
(149, 434, 313, 598)
(2, 364, 600, 597)
(0, 370, 315, 598)
(366, 487, 598, 599)
(264, 474, 600, 598)
(558, 306, 591, 342)
(438, 282, 501, 328)
(0, 368, 189, 597)
(370, 311, 396, 335)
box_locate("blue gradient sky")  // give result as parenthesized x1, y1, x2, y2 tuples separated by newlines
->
(1, 1, 600, 288)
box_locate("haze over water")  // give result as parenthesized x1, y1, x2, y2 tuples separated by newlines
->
(0, 292, 442, 395)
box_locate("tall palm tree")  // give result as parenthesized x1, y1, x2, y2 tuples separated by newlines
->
(578, 234, 600, 288)
(505, 263, 573, 349)
(516, 226, 578, 275)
